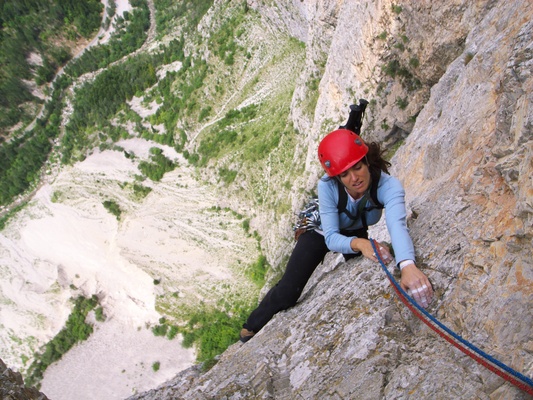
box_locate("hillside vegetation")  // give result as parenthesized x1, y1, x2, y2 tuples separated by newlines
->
(1, 0, 532, 398)
(0, 0, 309, 381)
(1, 1, 306, 224)
(0, 0, 103, 136)
(0, 0, 411, 374)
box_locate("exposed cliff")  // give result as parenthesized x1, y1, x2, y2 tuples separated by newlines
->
(0, 358, 49, 400)
(129, 0, 533, 399)
(1, 0, 532, 398)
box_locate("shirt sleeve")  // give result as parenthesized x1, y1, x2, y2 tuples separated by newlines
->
(378, 175, 416, 264)
(317, 177, 359, 254)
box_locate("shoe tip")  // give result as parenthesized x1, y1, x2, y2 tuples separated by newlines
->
(239, 329, 255, 343)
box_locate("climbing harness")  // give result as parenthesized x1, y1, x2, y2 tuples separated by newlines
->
(370, 239, 533, 396)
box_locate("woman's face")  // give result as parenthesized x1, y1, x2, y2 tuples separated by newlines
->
(339, 161, 371, 199)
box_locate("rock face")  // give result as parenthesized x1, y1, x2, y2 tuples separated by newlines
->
(2, 0, 531, 398)
(0, 359, 49, 400)
(129, 0, 533, 399)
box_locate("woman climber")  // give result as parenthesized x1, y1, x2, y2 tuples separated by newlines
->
(239, 128, 433, 343)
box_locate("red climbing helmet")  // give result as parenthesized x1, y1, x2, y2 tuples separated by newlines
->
(318, 129, 368, 177)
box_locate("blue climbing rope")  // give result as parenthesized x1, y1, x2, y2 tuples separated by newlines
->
(369, 239, 533, 395)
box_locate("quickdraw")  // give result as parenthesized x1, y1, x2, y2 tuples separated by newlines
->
(293, 198, 321, 240)
(370, 239, 533, 396)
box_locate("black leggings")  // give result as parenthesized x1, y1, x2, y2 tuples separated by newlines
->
(243, 229, 364, 333)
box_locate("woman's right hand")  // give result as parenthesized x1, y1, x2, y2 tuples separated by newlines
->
(351, 238, 433, 308)
(400, 264, 434, 308)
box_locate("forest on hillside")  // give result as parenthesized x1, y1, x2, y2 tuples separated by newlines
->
(0, 0, 297, 224)
(0, 0, 103, 134)
(0, 0, 154, 209)
(0, 0, 309, 381)
(0, 0, 275, 379)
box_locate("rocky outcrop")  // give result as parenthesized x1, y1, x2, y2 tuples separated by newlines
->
(130, 0, 533, 399)
(2, 0, 530, 398)
(0, 359, 49, 400)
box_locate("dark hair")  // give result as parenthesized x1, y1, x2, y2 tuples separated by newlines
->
(364, 142, 391, 175)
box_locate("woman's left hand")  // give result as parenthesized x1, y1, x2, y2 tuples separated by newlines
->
(372, 242, 394, 264)
(352, 239, 393, 263)
(400, 264, 434, 308)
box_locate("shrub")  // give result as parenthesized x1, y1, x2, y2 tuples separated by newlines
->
(138, 147, 177, 181)
(95, 307, 106, 322)
(167, 326, 179, 340)
(152, 324, 168, 336)
(383, 59, 400, 77)
(242, 219, 250, 233)
(133, 183, 152, 199)
(103, 200, 122, 220)
(26, 296, 99, 386)
(218, 167, 238, 184)
(396, 96, 408, 110)
(246, 254, 268, 286)
(178, 305, 255, 369)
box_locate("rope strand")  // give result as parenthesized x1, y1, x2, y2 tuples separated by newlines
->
(370, 239, 533, 396)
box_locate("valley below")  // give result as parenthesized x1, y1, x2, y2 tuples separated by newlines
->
(0, 138, 260, 399)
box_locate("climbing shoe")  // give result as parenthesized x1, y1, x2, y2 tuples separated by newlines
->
(239, 328, 255, 343)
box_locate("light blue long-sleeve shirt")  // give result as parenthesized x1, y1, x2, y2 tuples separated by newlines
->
(317, 171, 415, 264)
